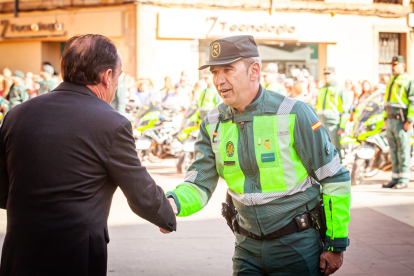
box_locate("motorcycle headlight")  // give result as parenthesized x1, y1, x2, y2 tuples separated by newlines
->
(365, 124, 376, 131)
(133, 129, 142, 138)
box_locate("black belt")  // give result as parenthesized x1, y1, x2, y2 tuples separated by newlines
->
(234, 210, 317, 240)
(387, 114, 402, 120)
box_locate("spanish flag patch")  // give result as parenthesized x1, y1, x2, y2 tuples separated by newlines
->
(311, 121, 322, 131)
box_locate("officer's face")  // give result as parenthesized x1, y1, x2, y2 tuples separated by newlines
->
(324, 72, 335, 84)
(392, 62, 405, 75)
(210, 60, 258, 110)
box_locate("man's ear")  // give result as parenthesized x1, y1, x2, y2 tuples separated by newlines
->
(102, 69, 113, 89)
(250, 63, 261, 82)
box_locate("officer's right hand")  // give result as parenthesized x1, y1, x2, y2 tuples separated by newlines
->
(319, 251, 343, 275)
(159, 198, 178, 234)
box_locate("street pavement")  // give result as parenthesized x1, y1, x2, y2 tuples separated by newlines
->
(0, 159, 412, 275)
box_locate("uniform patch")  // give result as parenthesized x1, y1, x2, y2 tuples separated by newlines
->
(261, 153, 275, 162)
(226, 141, 234, 157)
(224, 161, 235, 166)
(311, 121, 322, 131)
(264, 139, 271, 150)
(278, 131, 289, 136)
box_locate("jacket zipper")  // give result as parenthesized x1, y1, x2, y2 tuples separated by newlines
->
(240, 121, 255, 174)
(329, 198, 334, 240)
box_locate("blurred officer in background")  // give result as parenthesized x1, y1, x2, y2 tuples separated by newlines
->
(316, 67, 350, 162)
(382, 55, 414, 189)
(8, 70, 30, 110)
(37, 65, 59, 96)
(111, 76, 127, 116)
(262, 63, 287, 95)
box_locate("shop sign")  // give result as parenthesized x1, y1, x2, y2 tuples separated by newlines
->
(1, 20, 66, 39)
(206, 17, 298, 40)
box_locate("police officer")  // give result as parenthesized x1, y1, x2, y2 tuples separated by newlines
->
(262, 63, 287, 95)
(37, 65, 58, 96)
(382, 55, 414, 189)
(111, 77, 127, 116)
(198, 71, 222, 120)
(8, 70, 30, 110)
(162, 36, 351, 276)
(316, 67, 350, 161)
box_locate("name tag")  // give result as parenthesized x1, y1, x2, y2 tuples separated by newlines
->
(261, 153, 275, 162)
(224, 161, 236, 166)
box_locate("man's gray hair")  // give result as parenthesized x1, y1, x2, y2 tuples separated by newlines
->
(243, 57, 261, 81)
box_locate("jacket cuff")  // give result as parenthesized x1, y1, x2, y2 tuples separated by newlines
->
(323, 236, 349, 252)
(407, 118, 413, 123)
(166, 192, 181, 215)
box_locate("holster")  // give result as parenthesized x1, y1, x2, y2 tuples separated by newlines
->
(314, 199, 327, 244)
(221, 191, 238, 232)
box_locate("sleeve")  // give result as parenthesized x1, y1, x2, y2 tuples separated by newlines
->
(0, 118, 9, 209)
(166, 117, 219, 217)
(407, 80, 414, 123)
(293, 103, 351, 252)
(107, 121, 176, 231)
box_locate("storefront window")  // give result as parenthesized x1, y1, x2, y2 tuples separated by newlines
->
(379, 33, 400, 77)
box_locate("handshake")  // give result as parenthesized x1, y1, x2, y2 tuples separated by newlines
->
(160, 197, 178, 234)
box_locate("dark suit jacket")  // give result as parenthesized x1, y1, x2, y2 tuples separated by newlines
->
(0, 82, 176, 276)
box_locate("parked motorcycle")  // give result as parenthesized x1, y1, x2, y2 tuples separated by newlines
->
(176, 129, 199, 173)
(351, 91, 388, 186)
(135, 102, 183, 163)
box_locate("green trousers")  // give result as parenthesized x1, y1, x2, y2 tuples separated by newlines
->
(386, 118, 412, 184)
(233, 228, 324, 276)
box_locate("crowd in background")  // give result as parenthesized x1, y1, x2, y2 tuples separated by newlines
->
(0, 62, 390, 116)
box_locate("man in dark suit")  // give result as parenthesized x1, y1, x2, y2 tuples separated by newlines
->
(0, 34, 177, 275)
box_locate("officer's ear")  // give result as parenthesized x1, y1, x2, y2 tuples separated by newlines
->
(249, 62, 261, 83)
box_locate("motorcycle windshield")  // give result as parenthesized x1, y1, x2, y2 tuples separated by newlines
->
(353, 97, 383, 137)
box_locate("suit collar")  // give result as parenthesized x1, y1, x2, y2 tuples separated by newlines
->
(53, 82, 98, 98)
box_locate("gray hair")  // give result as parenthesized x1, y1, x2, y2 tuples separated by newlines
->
(243, 57, 261, 81)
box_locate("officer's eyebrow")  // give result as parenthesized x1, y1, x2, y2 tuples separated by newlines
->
(210, 64, 234, 72)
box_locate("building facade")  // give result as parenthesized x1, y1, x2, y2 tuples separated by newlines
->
(0, 0, 413, 86)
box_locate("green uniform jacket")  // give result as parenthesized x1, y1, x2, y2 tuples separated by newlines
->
(316, 82, 350, 129)
(8, 84, 30, 110)
(383, 73, 414, 123)
(167, 87, 351, 252)
(37, 79, 59, 96)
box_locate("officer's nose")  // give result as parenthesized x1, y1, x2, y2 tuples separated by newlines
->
(214, 70, 226, 87)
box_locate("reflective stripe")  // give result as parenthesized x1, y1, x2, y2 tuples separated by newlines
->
(400, 172, 411, 179)
(277, 114, 297, 190)
(322, 180, 351, 196)
(315, 154, 342, 181)
(409, 96, 414, 101)
(185, 171, 198, 182)
(207, 107, 219, 124)
(228, 176, 313, 206)
(277, 97, 297, 115)
(392, 173, 399, 179)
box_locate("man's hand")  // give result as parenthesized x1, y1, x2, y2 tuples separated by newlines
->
(337, 129, 344, 135)
(319, 251, 343, 275)
(159, 198, 178, 234)
(404, 121, 413, 131)
(384, 120, 387, 128)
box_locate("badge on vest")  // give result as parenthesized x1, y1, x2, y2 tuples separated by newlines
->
(224, 161, 236, 166)
(261, 153, 275, 162)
